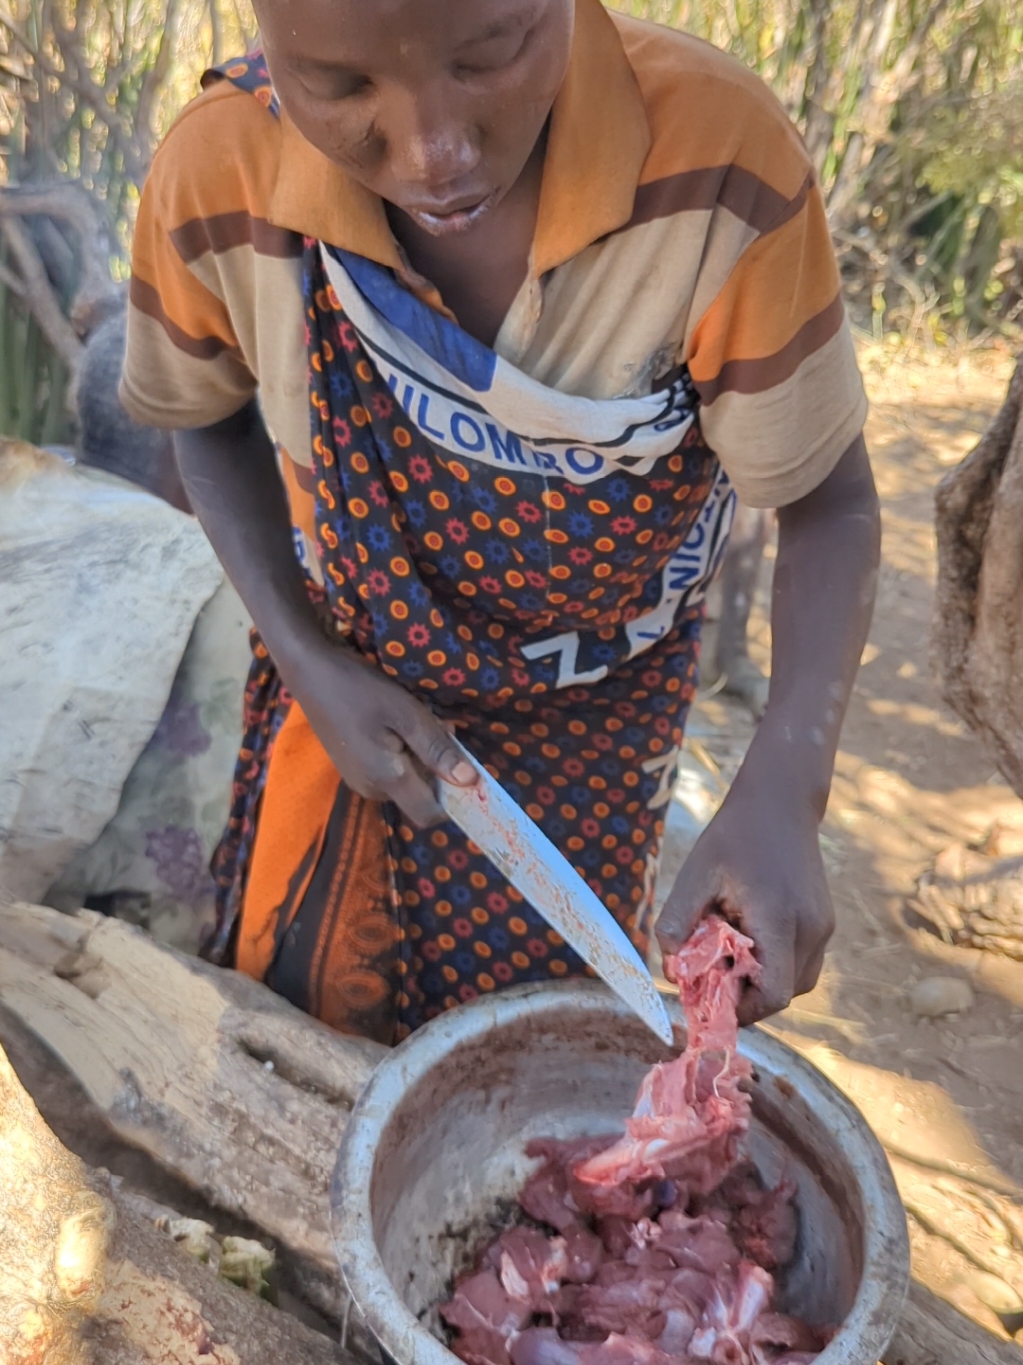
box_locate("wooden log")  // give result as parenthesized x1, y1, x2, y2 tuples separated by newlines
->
(0, 1027, 354, 1363)
(884, 1280, 1023, 1365)
(0, 900, 387, 1323)
(0, 1027, 108, 1361)
(90, 1177, 353, 1365)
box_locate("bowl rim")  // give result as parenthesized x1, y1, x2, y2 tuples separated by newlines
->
(331, 979, 909, 1365)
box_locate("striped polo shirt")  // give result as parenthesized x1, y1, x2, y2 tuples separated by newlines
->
(121, 0, 867, 564)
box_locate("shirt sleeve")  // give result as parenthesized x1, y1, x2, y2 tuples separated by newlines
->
(119, 89, 259, 431)
(687, 176, 867, 509)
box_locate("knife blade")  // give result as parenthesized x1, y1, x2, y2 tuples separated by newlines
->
(436, 740, 675, 1046)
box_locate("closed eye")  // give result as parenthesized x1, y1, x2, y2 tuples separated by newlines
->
(297, 67, 373, 101)
(454, 32, 530, 77)
(452, 11, 536, 77)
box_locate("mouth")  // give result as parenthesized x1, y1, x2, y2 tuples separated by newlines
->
(402, 189, 498, 236)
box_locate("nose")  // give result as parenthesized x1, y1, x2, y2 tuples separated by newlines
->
(383, 83, 481, 198)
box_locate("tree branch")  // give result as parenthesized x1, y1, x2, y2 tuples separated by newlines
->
(0, 182, 119, 329)
(0, 5, 148, 187)
(0, 215, 82, 369)
(0, 260, 26, 297)
(136, 0, 183, 149)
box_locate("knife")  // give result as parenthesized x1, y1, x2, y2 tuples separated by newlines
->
(436, 740, 675, 1046)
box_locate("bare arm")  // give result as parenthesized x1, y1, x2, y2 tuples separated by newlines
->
(657, 435, 881, 1020)
(173, 401, 475, 824)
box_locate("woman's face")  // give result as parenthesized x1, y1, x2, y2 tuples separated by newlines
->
(255, 0, 574, 237)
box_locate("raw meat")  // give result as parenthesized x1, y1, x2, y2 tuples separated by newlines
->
(572, 919, 759, 1203)
(441, 1270, 533, 1365)
(440, 917, 830, 1365)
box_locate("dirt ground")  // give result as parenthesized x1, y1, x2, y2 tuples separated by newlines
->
(656, 340, 1023, 1340)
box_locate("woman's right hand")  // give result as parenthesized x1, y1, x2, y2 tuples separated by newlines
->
(285, 632, 478, 826)
(171, 405, 476, 827)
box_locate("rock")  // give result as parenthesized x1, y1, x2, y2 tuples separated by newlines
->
(961, 1269, 1023, 1319)
(910, 842, 1023, 960)
(908, 976, 975, 1018)
(46, 577, 251, 954)
(933, 358, 1023, 801)
(0, 445, 222, 902)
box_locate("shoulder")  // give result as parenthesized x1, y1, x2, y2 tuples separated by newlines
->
(145, 75, 283, 230)
(610, 13, 812, 206)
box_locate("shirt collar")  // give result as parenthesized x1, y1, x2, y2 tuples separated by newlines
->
(269, 0, 650, 278)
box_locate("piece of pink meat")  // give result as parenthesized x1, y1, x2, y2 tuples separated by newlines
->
(652, 1211, 740, 1277)
(749, 1311, 830, 1365)
(520, 1137, 624, 1230)
(688, 1261, 774, 1365)
(484, 1226, 569, 1315)
(512, 1328, 678, 1365)
(441, 1269, 533, 1365)
(699, 1166, 799, 1273)
(573, 919, 760, 1204)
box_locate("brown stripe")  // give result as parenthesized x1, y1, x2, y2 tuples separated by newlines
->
(291, 458, 317, 495)
(695, 291, 846, 405)
(128, 275, 234, 361)
(625, 165, 813, 237)
(307, 788, 363, 1019)
(170, 210, 303, 264)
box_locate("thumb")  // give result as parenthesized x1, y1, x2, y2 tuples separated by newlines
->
(394, 703, 478, 787)
(655, 858, 719, 959)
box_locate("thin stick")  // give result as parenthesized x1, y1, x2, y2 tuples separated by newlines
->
(0, 216, 81, 369)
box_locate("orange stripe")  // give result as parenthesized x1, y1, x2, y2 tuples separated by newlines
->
(308, 793, 396, 1032)
(614, 13, 811, 200)
(278, 449, 318, 544)
(235, 701, 340, 982)
(694, 293, 845, 403)
(149, 78, 282, 222)
(688, 187, 840, 389)
(306, 793, 364, 1019)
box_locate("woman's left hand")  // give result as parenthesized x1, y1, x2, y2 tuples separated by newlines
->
(655, 749, 834, 1024)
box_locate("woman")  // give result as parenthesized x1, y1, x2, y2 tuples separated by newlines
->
(121, 0, 880, 1044)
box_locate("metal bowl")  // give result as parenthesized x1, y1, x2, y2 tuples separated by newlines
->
(331, 981, 909, 1365)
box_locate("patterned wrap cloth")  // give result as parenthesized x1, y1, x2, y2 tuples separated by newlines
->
(204, 55, 735, 1045)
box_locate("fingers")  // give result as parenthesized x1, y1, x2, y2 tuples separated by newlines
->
(655, 860, 719, 958)
(303, 654, 473, 824)
(390, 766, 447, 827)
(794, 941, 827, 997)
(397, 704, 477, 787)
(729, 893, 796, 1024)
(366, 728, 446, 827)
(737, 944, 795, 1026)
(739, 911, 830, 1024)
